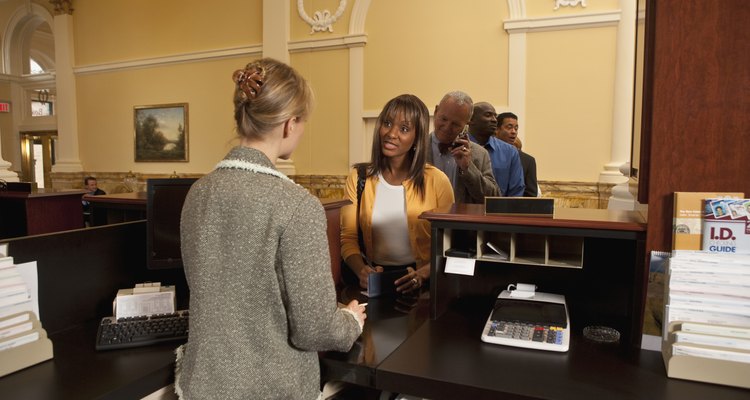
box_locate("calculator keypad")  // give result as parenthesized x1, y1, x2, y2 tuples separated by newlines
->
(487, 320, 565, 346)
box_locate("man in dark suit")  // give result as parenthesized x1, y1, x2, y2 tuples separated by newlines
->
(496, 112, 539, 197)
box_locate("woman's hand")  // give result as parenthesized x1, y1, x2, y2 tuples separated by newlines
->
(345, 254, 383, 289)
(344, 299, 367, 328)
(357, 264, 383, 288)
(346, 254, 381, 289)
(395, 265, 428, 293)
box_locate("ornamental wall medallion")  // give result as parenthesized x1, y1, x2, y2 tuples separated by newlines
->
(297, 0, 347, 34)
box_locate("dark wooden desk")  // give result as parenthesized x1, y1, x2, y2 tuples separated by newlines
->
(370, 205, 748, 399)
(0, 189, 86, 239)
(1, 220, 746, 399)
(376, 298, 750, 400)
(0, 222, 188, 399)
(320, 287, 429, 388)
(422, 204, 648, 350)
(85, 192, 147, 226)
(0, 198, 351, 398)
(0, 322, 180, 400)
(3, 206, 743, 399)
(321, 198, 350, 286)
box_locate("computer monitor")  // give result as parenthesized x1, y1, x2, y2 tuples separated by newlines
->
(146, 178, 197, 269)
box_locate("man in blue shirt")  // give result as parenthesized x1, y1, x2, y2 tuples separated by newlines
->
(468, 102, 524, 197)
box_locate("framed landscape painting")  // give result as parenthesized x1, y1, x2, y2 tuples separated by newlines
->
(134, 103, 189, 162)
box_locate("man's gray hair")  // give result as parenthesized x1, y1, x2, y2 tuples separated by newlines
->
(441, 90, 474, 120)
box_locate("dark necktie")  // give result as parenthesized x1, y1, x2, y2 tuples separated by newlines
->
(438, 143, 452, 155)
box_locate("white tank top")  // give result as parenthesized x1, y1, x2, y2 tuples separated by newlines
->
(371, 175, 415, 266)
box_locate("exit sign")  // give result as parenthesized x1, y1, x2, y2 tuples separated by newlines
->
(0, 102, 9, 113)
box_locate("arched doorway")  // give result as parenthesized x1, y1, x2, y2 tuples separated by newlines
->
(0, 2, 56, 184)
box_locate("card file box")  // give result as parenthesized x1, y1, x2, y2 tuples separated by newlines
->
(0, 313, 53, 377)
(662, 321, 750, 389)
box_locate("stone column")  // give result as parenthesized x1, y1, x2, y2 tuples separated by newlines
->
(262, 0, 296, 175)
(263, 0, 290, 63)
(506, 0, 527, 131)
(599, 0, 636, 184)
(0, 127, 20, 182)
(51, 5, 83, 174)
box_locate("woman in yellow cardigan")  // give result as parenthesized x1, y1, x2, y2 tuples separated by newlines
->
(341, 94, 455, 292)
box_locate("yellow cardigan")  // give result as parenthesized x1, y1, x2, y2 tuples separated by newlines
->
(340, 165, 455, 267)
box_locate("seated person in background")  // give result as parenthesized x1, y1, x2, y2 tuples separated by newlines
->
(341, 94, 455, 292)
(427, 91, 499, 203)
(468, 102, 525, 197)
(82, 176, 106, 215)
(84, 176, 106, 196)
(496, 112, 539, 197)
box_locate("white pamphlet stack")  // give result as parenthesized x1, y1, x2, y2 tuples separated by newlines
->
(0, 255, 53, 377)
(662, 251, 750, 388)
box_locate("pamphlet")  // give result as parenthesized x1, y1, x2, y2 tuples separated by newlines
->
(702, 199, 750, 255)
(672, 192, 744, 251)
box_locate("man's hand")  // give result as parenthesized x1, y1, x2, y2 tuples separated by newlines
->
(451, 137, 471, 172)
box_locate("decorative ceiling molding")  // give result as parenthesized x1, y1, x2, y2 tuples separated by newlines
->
(554, 0, 587, 11)
(504, 10, 619, 33)
(289, 33, 366, 53)
(297, 0, 347, 34)
(74, 45, 262, 75)
(49, 0, 73, 16)
(20, 73, 55, 90)
(0, 73, 20, 83)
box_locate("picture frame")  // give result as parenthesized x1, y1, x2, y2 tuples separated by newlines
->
(134, 103, 189, 162)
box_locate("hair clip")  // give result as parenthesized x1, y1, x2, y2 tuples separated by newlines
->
(232, 65, 266, 102)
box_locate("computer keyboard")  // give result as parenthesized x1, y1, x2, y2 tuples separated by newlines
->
(95, 310, 189, 351)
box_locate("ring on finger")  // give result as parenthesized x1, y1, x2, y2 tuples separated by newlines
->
(411, 278, 418, 286)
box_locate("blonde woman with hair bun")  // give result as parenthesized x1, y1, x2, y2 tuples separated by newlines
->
(176, 58, 365, 400)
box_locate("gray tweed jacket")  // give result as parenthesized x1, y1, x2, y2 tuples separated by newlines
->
(176, 146, 360, 399)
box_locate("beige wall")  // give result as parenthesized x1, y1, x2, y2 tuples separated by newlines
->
(72, 0, 262, 174)
(76, 58, 247, 174)
(526, 27, 617, 182)
(73, 0, 262, 65)
(292, 50, 350, 174)
(522, 0, 621, 182)
(1, 0, 630, 183)
(365, 0, 509, 111)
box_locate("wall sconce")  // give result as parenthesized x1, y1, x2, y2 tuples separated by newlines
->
(36, 89, 49, 103)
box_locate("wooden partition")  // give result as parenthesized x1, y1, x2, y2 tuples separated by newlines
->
(5, 221, 188, 335)
(1, 222, 188, 399)
(635, 0, 750, 255)
(0, 190, 86, 240)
